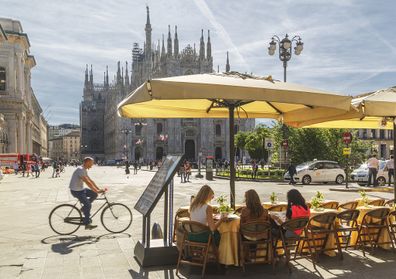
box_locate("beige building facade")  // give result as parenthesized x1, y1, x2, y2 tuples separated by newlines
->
(49, 130, 80, 161)
(0, 18, 48, 156)
(357, 128, 394, 159)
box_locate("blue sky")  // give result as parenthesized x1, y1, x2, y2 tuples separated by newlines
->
(1, 0, 396, 125)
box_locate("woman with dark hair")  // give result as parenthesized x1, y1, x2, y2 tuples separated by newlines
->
(285, 189, 310, 236)
(240, 189, 268, 224)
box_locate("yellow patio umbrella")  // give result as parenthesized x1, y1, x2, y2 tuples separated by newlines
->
(298, 86, 396, 199)
(118, 72, 352, 207)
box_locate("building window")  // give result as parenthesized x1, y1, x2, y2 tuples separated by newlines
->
(135, 125, 142, 136)
(215, 124, 221, 136)
(234, 125, 239, 134)
(380, 130, 385, 140)
(371, 129, 376, 139)
(156, 123, 163, 135)
(0, 67, 6, 91)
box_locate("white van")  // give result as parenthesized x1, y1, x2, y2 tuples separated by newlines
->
(350, 160, 389, 186)
(284, 160, 345, 185)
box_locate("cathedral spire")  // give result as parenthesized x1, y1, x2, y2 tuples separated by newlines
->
(125, 61, 129, 87)
(167, 25, 172, 57)
(84, 64, 88, 87)
(145, 6, 152, 59)
(89, 64, 93, 88)
(199, 29, 205, 60)
(117, 61, 122, 84)
(174, 25, 179, 58)
(105, 65, 109, 87)
(226, 51, 230, 73)
(161, 34, 166, 59)
(206, 30, 212, 60)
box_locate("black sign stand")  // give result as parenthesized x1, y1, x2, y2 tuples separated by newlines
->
(134, 155, 183, 267)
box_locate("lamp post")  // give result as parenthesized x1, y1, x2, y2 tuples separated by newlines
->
(268, 34, 304, 167)
(121, 128, 133, 161)
(268, 34, 304, 82)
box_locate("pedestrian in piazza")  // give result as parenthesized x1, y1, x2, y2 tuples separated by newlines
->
(125, 160, 130, 175)
(385, 155, 394, 186)
(179, 164, 185, 183)
(287, 162, 297, 185)
(184, 161, 192, 182)
(13, 162, 19, 175)
(133, 161, 138, 174)
(367, 154, 379, 187)
(52, 160, 58, 178)
(34, 162, 40, 178)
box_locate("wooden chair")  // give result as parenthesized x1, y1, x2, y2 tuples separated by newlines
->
(273, 217, 312, 272)
(336, 209, 360, 250)
(267, 204, 287, 212)
(385, 199, 395, 207)
(321, 201, 339, 209)
(176, 221, 218, 278)
(239, 221, 273, 272)
(173, 208, 190, 243)
(356, 207, 394, 256)
(303, 212, 343, 261)
(368, 199, 386, 206)
(338, 201, 358, 210)
(389, 210, 396, 245)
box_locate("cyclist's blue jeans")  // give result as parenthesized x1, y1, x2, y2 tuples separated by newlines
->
(71, 189, 98, 225)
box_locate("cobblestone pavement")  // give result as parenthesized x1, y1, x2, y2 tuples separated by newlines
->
(0, 166, 394, 279)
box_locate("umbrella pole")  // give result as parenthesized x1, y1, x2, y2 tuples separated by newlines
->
(393, 117, 396, 199)
(229, 105, 236, 209)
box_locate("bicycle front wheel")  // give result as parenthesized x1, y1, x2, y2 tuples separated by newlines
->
(49, 204, 82, 235)
(101, 203, 132, 233)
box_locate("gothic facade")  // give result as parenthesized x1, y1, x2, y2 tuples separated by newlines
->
(80, 7, 254, 162)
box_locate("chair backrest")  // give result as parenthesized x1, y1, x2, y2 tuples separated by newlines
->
(281, 217, 309, 232)
(180, 221, 210, 235)
(338, 201, 358, 210)
(176, 208, 190, 219)
(322, 201, 339, 209)
(309, 212, 337, 229)
(240, 221, 271, 240)
(385, 199, 395, 207)
(363, 208, 390, 223)
(389, 210, 396, 218)
(267, 204, 287, 212)
(368, 199, 386, 206)
(337, 209, 360, 222)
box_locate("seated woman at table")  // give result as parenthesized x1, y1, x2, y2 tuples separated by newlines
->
(189, 185, 225, 245)
(285, 189, 310, 236)
(240, 189, 269, 224)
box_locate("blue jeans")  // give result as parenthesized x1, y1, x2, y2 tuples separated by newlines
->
(71, 189, 98, 225)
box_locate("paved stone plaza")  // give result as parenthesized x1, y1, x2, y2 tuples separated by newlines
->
(0, 166, 395, 279)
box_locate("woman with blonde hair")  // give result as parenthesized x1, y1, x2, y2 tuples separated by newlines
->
(189, 185, 225, 245)
(240, 189, 268, 224)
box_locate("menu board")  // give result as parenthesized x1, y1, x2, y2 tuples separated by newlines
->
(134, 155, 183, 216)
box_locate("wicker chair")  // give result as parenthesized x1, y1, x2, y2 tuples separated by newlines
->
(303, 212, 343, 261)
(239, 221, 273, 272)
(336, 209, 360, 250)
(368, 199, 386, 206)
(389, 210, 396, 245)
(273, 217, 312, 272)
(338, 201, 358, 210)
(356, 207, 394, 256)
(173, 208, 190, 242)
(267, 204, 287, 212)
(385, 199, 395, 207)
(176, 221, 218, 278)
(321, 201, 339, 209)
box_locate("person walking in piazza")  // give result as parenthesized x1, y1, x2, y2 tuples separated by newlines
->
(133, 161, 138, 174)
(13, 162, 19, 175)
(184, 161, 192, 182)
(52, 160, 58, 178)
(367, 154, 379, 187)
(69, 157, 105, 229)
(287, 162, 297, 185)
(385, 155, 394, 186)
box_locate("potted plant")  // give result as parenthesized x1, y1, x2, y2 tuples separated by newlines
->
(359, 190, 369, 206)
(216, 195, 233, 217)
(270, 192, 278, 204)
(311, 191, 325, 210)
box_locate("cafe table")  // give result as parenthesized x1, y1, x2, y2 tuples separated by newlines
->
(216, 214, 240, 266)
(349, 205, 392, 249)
(262, 201, 288, 210)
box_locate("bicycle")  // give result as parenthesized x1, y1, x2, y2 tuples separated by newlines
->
(49, 190, 132, 235)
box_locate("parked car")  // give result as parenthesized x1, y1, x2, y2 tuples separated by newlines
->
(284, 160, 345, 185)
(350, 160, 388, 186)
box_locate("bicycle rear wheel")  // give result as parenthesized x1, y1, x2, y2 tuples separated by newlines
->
(49, 204, 82, 235)
(101, 203, 132, 233)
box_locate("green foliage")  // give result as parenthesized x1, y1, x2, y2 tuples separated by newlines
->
(235, 125, 270, 161)
(216, 195, 233, 213)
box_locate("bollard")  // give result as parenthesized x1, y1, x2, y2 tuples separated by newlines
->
(151, 222, 163, 239)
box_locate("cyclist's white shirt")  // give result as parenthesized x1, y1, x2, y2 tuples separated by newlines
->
(69, 166, 88, 191)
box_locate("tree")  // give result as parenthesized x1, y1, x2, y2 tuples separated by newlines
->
(244, 125, 271, 161)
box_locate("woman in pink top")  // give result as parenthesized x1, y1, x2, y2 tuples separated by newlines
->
(285, 189, 310, 236)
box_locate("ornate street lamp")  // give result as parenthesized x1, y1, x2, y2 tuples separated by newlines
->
(268, 34, 304, 167)
(268, 34, 304, 82)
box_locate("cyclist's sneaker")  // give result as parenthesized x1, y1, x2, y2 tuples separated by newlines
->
(85, 224, 97, 230)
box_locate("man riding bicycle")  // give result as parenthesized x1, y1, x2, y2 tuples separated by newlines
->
(69, 157, 104, 229)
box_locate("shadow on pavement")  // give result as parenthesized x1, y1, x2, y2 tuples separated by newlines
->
(41, 232, 131, 255)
